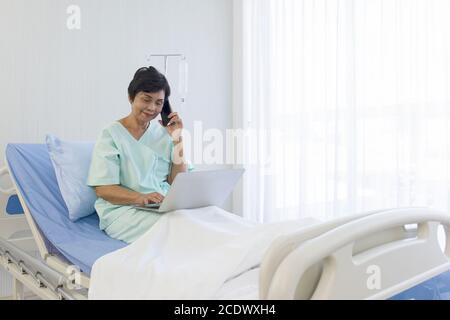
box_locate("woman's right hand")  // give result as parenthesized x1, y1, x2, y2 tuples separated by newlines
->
(135, 192, 165, 205)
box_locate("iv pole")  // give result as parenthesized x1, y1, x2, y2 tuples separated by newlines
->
(147, 54, 188, 103)
(147, 54, 186, 76)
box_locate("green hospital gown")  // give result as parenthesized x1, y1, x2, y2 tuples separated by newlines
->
(87, 121, 192, 243)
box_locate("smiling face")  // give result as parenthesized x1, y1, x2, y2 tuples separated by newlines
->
(129, 90, 165, 123)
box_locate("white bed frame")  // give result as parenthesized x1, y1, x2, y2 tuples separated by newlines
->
(0, 162, 88, 300)
(260, 208, 450, 299)
(1, 159, 450, 300)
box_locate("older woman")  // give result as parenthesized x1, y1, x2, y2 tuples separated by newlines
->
(87, 66, 192, 243)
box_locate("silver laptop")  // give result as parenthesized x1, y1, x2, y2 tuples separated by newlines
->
(133, 168, 244, 213)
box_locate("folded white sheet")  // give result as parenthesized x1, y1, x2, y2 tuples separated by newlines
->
(88, 206, 317, 300)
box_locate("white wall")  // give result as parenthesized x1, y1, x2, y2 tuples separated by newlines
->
(0, 0, 234, 211)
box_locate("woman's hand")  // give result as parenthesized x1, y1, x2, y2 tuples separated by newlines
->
(159, 112, 183, 143)
(135, 192, 165, 205)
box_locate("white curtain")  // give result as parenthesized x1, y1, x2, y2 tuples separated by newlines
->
(237, 0, 450, 222)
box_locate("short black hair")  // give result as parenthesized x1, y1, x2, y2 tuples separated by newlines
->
(128, 66, 171, 102)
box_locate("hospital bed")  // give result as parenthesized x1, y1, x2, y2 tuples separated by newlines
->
(0, 144, 126, 299)
(0, 143, 449, 300)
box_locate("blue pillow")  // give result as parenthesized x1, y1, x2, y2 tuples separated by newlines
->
(45, 134, 97, 221)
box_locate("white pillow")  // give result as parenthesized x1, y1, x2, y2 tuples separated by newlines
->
(46, 134, 96, 221)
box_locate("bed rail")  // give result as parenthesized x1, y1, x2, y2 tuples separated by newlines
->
(0, 236, 85, 300)
(0, 166, 15, 195)
(264, 207, 450, 299)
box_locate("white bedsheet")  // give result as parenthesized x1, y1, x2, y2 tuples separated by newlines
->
(213, 267, 260, 300)
(88, 206, 317, 300)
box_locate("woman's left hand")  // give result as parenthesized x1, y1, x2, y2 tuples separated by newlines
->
(159, 112, 183, 142)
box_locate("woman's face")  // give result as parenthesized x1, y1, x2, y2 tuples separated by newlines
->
(130, 90, 165, 123)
